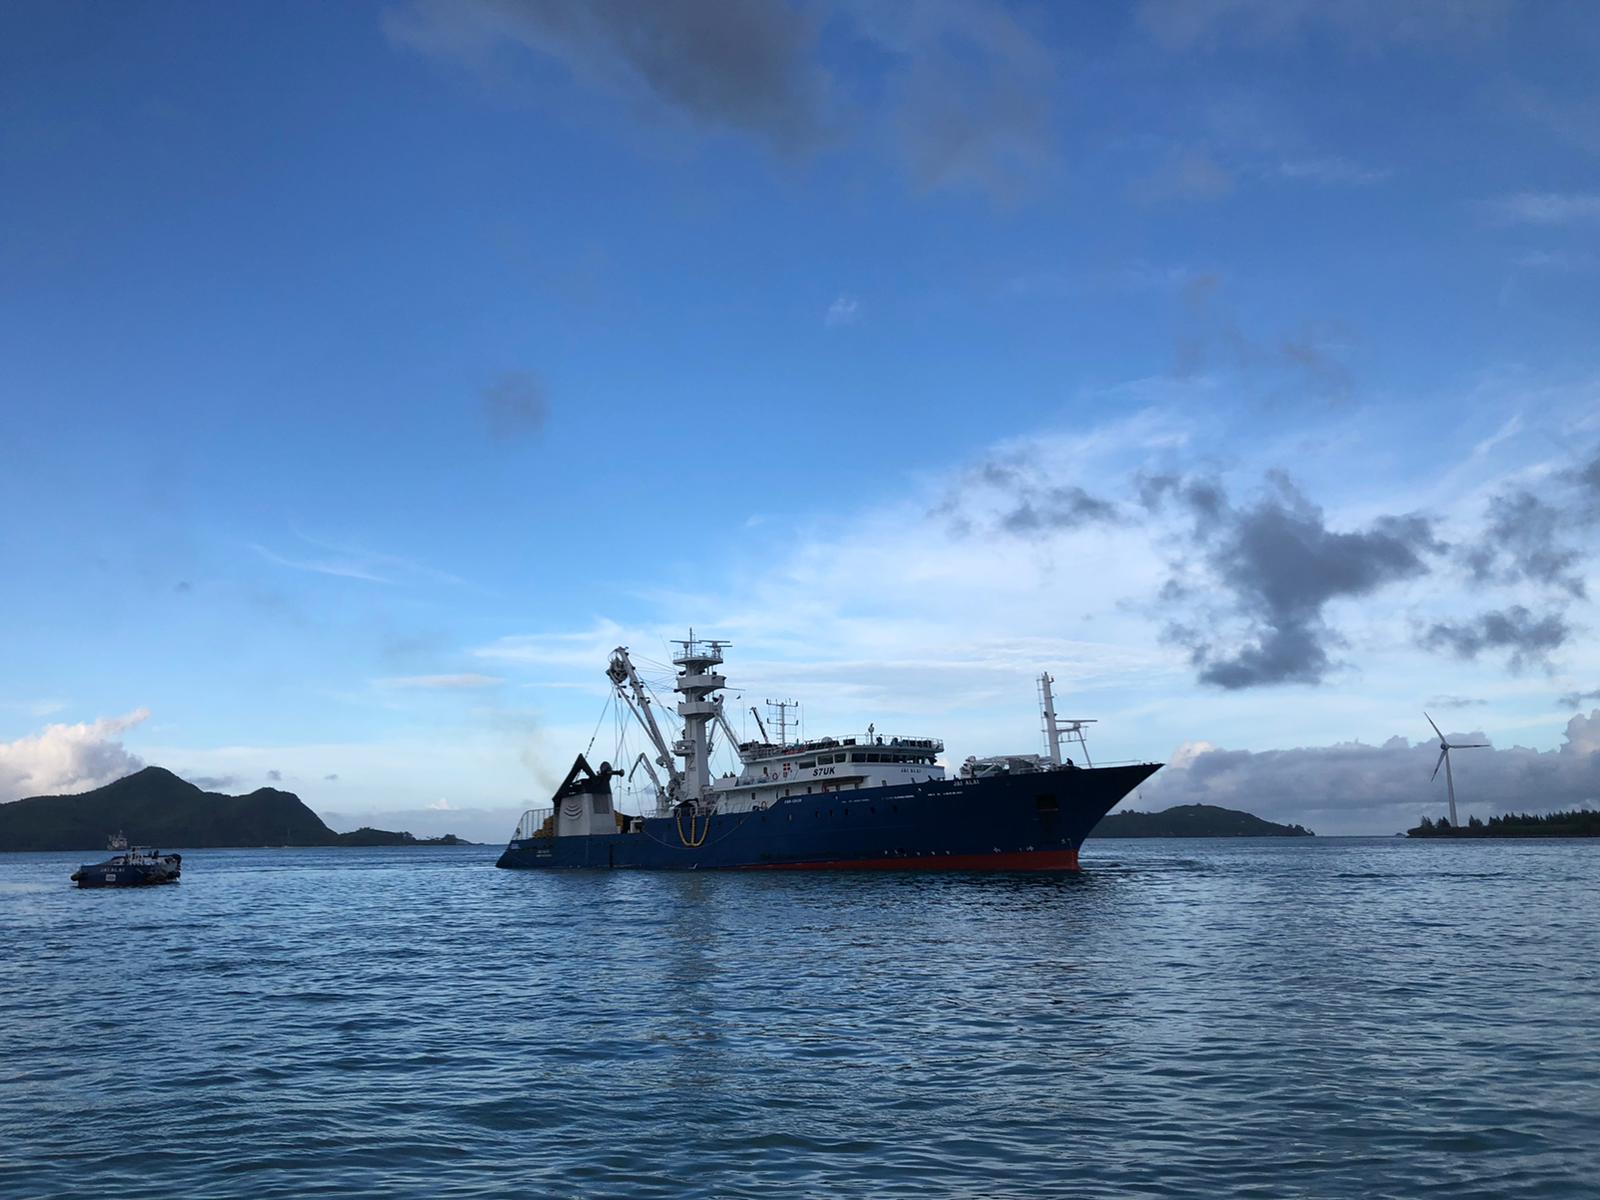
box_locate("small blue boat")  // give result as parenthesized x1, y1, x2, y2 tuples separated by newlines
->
(71, 835, 182, 888)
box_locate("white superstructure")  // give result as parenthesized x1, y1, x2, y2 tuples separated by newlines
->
(606, 636, 946, 816)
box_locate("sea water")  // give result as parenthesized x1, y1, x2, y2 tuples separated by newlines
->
(2, 838, 1597, 1198)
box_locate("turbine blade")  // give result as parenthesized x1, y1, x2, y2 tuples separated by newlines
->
(1456, 743, 1489, 749)
(1425, 712, 1445, 742)
(1431, 747, 1447, 782)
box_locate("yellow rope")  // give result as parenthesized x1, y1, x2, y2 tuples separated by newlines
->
(675, 802, 711, 848)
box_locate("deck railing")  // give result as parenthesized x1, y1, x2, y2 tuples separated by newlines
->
(514, 807, 555, 840)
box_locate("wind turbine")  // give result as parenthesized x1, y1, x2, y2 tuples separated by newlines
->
(1425, 713, 1487, 829)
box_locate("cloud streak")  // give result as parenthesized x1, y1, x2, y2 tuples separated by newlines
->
(379, 673, 506, 690)
(1489, 192, 1600, 225)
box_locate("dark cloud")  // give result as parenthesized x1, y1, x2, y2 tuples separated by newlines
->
(1462, 490, 1586, 598)
(1420, 605, 1571, 670)
(1138, 472, 1225, 521)
(1145, 710, 1600, 835)
(266, 769, 283, 782)
(999, 486, 1121, 536)
(1573, 450, 1600, 508)
(1427, 694, 1487, 709)
(389, 0, 832, 153)
(388, 1, 1060, 205)
(191, 775, 241, 792)
(1151, 472, 1441, 688)
(936, 455, 1122, 540)
(483, 372, 548, 441)
(860, 5, 1060, 204)
(1561, 689, 1600, 710)
(1174, 276, 1353, 399)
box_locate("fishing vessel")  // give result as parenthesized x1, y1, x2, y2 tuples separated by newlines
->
(496, 635, 1162, 871)
(70, 835, 182, 888)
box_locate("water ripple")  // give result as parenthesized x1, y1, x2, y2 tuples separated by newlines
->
(3, 839, 1598, 1197)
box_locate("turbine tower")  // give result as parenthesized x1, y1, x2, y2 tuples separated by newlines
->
(1425, 712, 1487, 829)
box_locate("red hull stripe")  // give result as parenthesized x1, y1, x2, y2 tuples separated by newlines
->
(739, 848, 1080, 872)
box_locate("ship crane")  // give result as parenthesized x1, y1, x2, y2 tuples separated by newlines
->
(707, 699, 745, 767)
(609, 635, 740, 809)
(607, 648, 683, 802)
(627, 751, 664, 793)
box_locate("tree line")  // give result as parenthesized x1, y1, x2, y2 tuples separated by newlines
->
(1407, 809, 1600, 837)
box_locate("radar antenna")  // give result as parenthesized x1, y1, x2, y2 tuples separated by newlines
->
(765, 698, 799, 748)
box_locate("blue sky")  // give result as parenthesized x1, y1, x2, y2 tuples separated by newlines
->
(3, 0, 1598, 835)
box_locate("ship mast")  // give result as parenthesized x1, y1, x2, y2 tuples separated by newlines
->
(1039, 672, 1096, 768)
(671, 630, 728, 802)
(608, 634, 744, 807)
(1040, 673, 1063, 766)
(765, 698, 799, 747)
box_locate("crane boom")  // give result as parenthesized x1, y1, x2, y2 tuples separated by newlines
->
(607, 648, 682, 791)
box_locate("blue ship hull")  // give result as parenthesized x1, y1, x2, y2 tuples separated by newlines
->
(71, 854, 182, 888)
(496, 763, 1160, 871)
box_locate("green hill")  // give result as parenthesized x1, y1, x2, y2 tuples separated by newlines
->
(0, 767, 466, 851)
(1096, 803, 1313, 837)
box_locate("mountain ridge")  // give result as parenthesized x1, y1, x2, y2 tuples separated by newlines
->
(1096, 803, 1313, 837)
(0, 766, 469, 850)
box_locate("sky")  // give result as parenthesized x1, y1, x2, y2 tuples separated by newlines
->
(2, 0, 1598, 837)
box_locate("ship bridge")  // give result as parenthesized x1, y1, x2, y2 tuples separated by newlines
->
(738, 735, 943, 764)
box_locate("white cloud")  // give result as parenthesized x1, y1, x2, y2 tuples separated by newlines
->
(378, 673, 504, 690)
(251, 542, 392, 584)
(463, 379, 1600, 813)
(1274, 156, 1390, 185)
(1512, 249, 1598, 272)
(0, 708, 151, 803)
(1490, 192, 1600, 225)
(824, 294, 860, 327)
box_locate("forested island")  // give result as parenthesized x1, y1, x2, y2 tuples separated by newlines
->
(1097, 803, 1313, 837)
(0, 766, 470, 851)
(1407, 811, 1600, 838)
